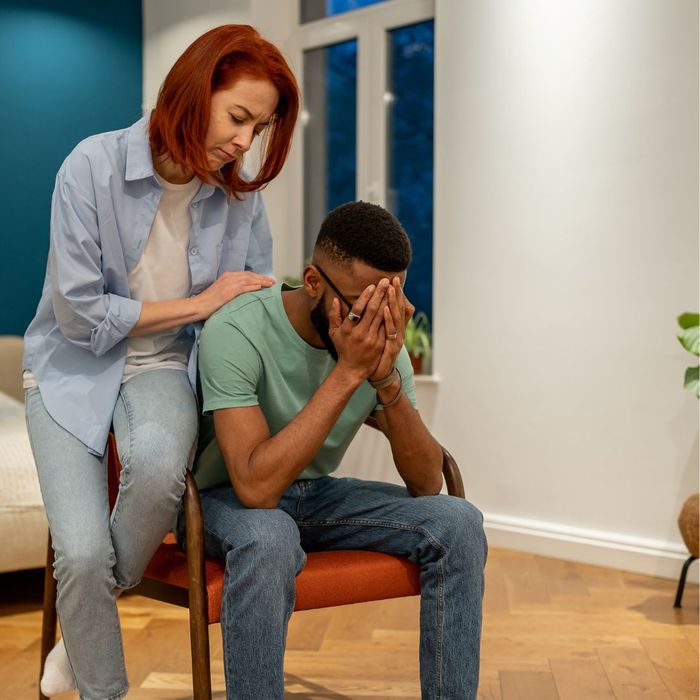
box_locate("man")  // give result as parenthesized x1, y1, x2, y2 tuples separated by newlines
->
(184, 201, 487, 699)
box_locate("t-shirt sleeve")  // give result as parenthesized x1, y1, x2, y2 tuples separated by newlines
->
(373, 346, 418, 412)
(198, 313, 263, 414)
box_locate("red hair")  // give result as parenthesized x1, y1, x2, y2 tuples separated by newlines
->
(149, 25, 299, 197)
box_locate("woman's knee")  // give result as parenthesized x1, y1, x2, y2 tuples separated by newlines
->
(53, 540, 116, 590)
(119, 430, 191, 494)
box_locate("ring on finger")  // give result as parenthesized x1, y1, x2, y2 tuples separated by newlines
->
(347, 311, 362, 323)
(387, 332, 398, 340)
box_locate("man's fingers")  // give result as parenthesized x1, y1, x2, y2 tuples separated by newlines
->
(388, 286, 402, 326)
(358, 279, 390, 327)
(369, 294, 390, 334)
(344, 284, 376, 324)
(329, 297, 342, 330)
(392, 278, 405, 317)
(384, 304, 398, 341)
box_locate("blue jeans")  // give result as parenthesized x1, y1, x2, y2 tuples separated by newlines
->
(177, 476, 487, 699)
(26, 369, 198, 700)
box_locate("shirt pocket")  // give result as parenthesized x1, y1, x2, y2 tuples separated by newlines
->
(219, 235, 250, 274)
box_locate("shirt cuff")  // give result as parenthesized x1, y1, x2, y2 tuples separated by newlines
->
(106, 294, 142, 336)
(90, 294, 142, 356)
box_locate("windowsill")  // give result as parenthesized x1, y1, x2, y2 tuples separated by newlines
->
(414, 374, 440, 384)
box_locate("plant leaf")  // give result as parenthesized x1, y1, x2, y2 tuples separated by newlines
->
(677, 325, 700, 356)
(683, 366, 700, 398)
(678, 312, 699, 329)
(404, 313, 431, 358)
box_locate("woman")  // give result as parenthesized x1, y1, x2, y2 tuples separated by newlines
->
(23, 25, 299, 699)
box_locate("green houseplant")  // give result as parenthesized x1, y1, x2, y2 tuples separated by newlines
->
(674, 311, 699, 607)
(677, 312, 699, 398)
(404, 311, 432, 375)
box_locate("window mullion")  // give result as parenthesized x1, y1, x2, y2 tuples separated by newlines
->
(356, 26, 374, 206)
(368, 22, 389, 209)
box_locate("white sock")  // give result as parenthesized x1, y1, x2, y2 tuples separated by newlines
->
(41, 589, 124, 696)
(40, 637, 75, 696)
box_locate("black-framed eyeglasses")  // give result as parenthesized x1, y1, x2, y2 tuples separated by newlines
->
(314, 264, 356, 314)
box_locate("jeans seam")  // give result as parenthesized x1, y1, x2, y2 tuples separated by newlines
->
(79, 683, 129, 700)
(297, 518, 448, 555)
(221, 568, 235, 693)
(436, 558, 445, 699)
(296, 481, 308, 520)
(109, 389, 134, 533)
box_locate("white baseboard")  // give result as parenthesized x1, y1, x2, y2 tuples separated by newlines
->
(484, 512, 699, 585)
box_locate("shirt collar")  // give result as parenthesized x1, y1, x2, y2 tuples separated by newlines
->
(125, 114, 155, 182)
(124, 113, 217, 200)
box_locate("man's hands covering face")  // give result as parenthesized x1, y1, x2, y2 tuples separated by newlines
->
(328, 277, 414, 384)
(370, 277, 414, 382)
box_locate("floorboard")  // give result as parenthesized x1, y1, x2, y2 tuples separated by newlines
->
(0, 547, 696, 699)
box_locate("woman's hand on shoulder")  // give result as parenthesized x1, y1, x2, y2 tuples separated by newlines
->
(193, 271, 275, 320)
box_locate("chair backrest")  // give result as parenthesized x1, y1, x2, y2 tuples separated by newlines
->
(0, 335, 24, 402)
(107, 435, 121, 512)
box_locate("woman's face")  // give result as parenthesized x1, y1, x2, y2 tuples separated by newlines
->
(205, 76, 279, 171)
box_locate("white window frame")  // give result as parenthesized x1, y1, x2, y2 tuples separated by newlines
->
(287, 0, 435, 261)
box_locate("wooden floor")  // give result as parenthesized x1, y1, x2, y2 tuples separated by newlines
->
(0, 547, 697, 699)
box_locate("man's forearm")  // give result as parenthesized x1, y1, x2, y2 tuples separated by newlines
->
(377, 378, 444, 496)
(235, 367, 363, 507)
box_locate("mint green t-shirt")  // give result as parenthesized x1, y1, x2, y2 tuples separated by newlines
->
(195, 284, 417, 488)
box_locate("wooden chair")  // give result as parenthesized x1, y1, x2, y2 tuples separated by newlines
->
(40, 421, 464, 700)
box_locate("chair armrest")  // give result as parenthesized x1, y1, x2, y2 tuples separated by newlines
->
(363, 417, 465, 499)
(440, 446, 465, 499)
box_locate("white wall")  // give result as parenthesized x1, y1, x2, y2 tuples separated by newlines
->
(143, 0, 251, 111)
(143, 0, 699, 580)
(431, 0, 699, 579)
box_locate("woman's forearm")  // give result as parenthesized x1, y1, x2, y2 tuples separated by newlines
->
(129, 271, 276, 337)
(129, 298, 203, 337)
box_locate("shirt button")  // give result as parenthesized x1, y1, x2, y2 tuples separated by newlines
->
(192, 201, 199, 208)
(190, 247, 199, 256)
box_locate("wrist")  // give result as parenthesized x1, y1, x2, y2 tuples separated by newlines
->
(328, 363, 367, 393)
(369, 366, 398, 390)
(376, 374, 402, 407)
(188, 294, 206, 323)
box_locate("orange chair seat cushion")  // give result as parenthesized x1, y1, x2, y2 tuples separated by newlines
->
(145, 534, 420, 624)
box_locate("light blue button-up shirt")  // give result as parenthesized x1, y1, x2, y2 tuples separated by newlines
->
(23, 115, 273, 456)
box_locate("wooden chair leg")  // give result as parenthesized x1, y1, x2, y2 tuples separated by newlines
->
(39, 535, 58, 700)
(183, 472, 212, 700)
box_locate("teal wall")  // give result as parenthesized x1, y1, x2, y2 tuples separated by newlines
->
(0, 0, 142, 335)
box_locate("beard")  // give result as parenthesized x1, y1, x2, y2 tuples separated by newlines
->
(309, 292, 338, 361)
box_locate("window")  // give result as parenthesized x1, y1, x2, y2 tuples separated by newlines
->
(303, 39, 357, 255)
(292, 0, 435, 321)
(387, 19, 434, 324)
(300, 0, 388, 23)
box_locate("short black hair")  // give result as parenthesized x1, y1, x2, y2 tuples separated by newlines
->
(314, 201, 412, 273)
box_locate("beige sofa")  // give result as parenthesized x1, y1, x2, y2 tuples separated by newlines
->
(0, 335, 47, 572)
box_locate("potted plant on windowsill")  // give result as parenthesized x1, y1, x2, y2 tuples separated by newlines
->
(674, 311, 699, 607)
(404, 311, 432, 375)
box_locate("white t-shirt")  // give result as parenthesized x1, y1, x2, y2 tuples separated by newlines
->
(122, 173, 201, 382)
(22, 173, 201, 390)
